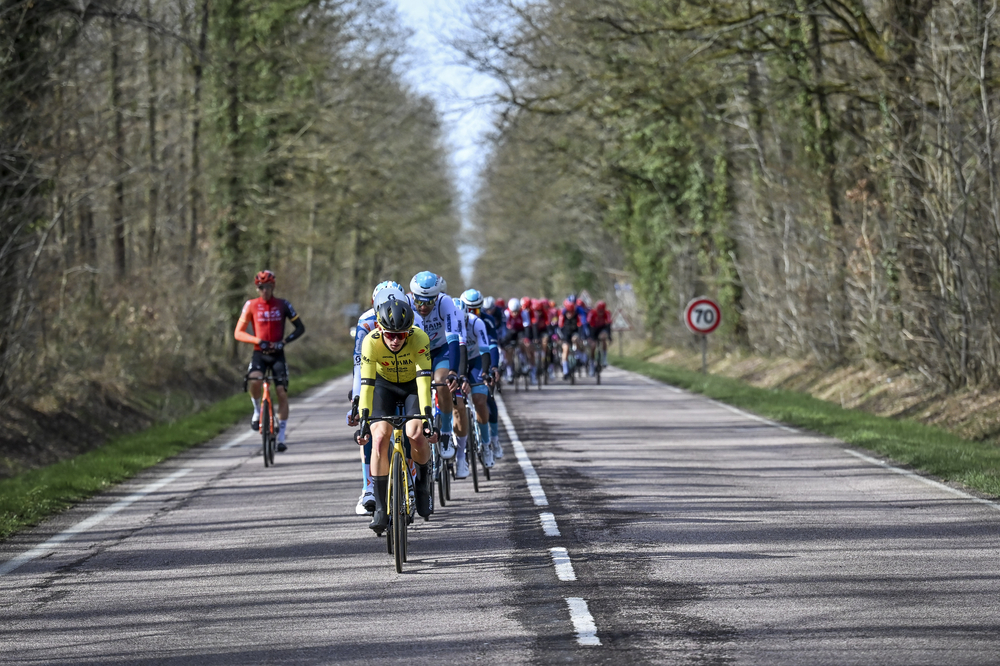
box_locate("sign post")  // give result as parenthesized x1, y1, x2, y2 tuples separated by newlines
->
(683, 297, 722, 373)
(611, 309, 631, 358)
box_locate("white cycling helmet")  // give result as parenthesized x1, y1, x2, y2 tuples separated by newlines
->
(372, 280, 404, 304)
(374, 286, 406, 310)
(410, 271, 440, 300)
(508, 298, 521, 312)
(435, 274, 448, 296)
(461, 288, 484, 309)
(483, 296, 496, 310)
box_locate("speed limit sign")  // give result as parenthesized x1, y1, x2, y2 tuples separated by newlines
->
(684, 297, 721, 335)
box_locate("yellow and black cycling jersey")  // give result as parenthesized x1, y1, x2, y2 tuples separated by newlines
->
(358, 327, 433, 415)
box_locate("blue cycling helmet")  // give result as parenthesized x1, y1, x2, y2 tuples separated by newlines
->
(372, 280, 404, 304)
(453, 297, 467, 314)
(410, 271, 440, 300)
(461, 288, 483, 309)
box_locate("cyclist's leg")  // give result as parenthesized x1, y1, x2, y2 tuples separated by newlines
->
(271, 356, 290, 449)
(454, 391, 470, 478)
(403, 393, 433, 518)
(368, 381, 401, 532)
(472, 390, 492, 466)
(246, 352, 265, 429)
(486, 392, 502, 458)
(432, 346, 454, 448)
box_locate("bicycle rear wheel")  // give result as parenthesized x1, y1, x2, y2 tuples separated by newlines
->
(391, 453, 406, 572)
(470, 426, 480, 493)
(261, 405, 272, 467)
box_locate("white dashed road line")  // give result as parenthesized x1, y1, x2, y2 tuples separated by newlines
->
(496, 394, 549, 507)
(566, 597, 602, 646)
(539, 512, 561, 537)
(0, 467, 193, 576)
(496, 393, 601, 647)
(549, 547, 577, 581)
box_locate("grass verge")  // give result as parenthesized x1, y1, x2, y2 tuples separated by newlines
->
(611, 355, 1000, 498)
(0, 360, 351, 541)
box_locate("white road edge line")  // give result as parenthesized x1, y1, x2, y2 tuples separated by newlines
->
(303, 381, 339, 404)
(540, 512, 561, 537)
(566, 597, 602, 646)
(634, 373, 682, 393)
(220, 431, 254, 450)
(0, 467, 193, 576)
(626, 367, 800, 432)
(844, 449, 1000, 512)
(550, 547, 577, 581)
(495, 394, 548, 507)
(712, 401, 800, 434)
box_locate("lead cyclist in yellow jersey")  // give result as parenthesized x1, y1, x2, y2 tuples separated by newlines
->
(357, 297, 437, 534)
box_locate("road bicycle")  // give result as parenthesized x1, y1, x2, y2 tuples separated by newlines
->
(245, 367, 277, 467)
(463, 388, 492, 492)
(361, 412, 428, 573)
(512, 343, 533, 392)
(431, 382, 454, 507)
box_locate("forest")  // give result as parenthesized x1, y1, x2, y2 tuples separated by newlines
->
(0, 0, 461, 467)
(467, 0, 1000, 389)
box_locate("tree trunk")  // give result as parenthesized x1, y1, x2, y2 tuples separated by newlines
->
(110, 17, 127, 280)
(146, 0, 159, 266)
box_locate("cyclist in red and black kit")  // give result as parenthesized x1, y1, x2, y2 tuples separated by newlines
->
(587, 300, 613, 371)
(529, 298, 551, 380)
(558, 295, 588, 379)
(234, 270, 306, 451)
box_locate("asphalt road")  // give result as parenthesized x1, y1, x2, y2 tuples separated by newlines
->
(2, 366, 999, 665)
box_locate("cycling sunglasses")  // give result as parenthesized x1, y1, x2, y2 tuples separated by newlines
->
(383, 331, 409, 343)
(412, 296, 435, 306)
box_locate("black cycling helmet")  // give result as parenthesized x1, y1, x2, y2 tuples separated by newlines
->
(375, 296, 415, 332)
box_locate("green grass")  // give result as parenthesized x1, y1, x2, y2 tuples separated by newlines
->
(611, 355, 1000, 498)
(0, 360, 352, 540)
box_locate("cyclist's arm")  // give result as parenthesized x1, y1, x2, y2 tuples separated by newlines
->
(443, 298, 461, 374)
(414, 331, 434, 415)
(234, 300, 259, 345)
(285, 318, 305, 344)
(475, 319, 492, 374)
(358, 333, 378, 416)
(351, 322, 369, 401)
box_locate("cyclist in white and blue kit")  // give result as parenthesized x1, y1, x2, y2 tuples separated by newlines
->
(457, 289, 498, 470)
(408, 271, 469, 474)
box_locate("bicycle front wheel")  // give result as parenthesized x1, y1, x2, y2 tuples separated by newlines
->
(469, 425, 480, 493)
(391, 453, 407, 573)
(261, 405, 272, 467)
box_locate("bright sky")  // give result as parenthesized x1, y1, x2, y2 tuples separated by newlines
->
(391, 0, 502, 280)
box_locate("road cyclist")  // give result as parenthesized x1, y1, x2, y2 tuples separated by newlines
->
(477, 296, 504, 460)
(456, 289, 497, 471)
(347, 280, 418, 515)
(233, 270, 306, 452)
(557, 295, 589, 380)
(407, 271, 470, 477)
(355, 297, 437, 533)
(587, 300, 613, 374)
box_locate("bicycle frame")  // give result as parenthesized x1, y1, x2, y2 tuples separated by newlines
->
(364, 413, 426, 573)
